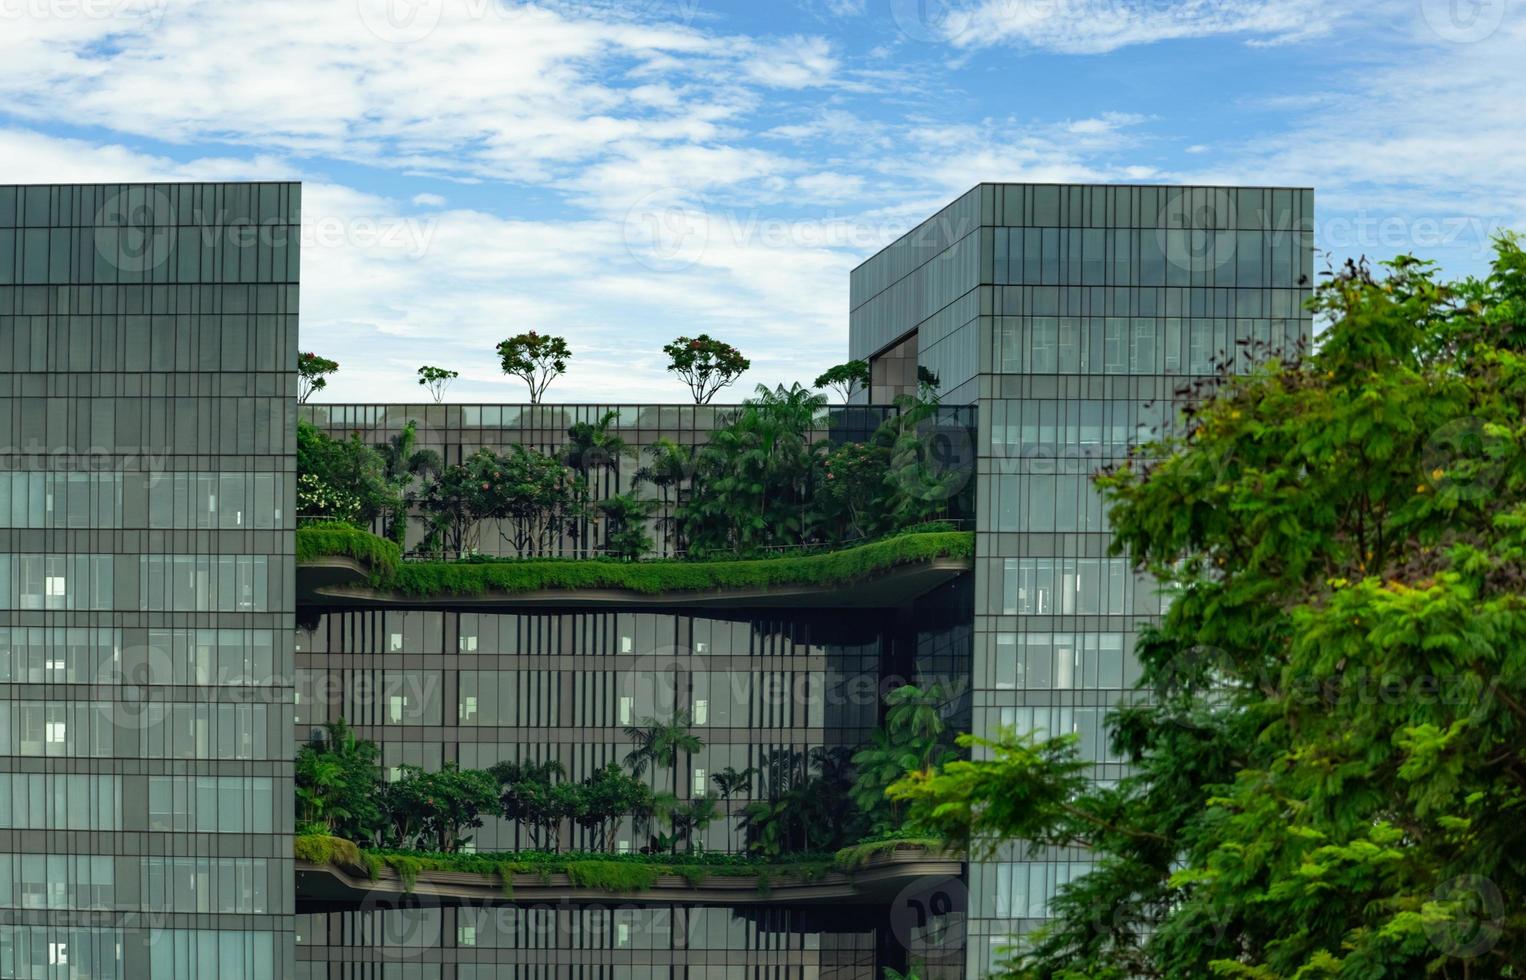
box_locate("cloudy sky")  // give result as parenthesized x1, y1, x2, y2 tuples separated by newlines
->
(4, 0, 1521, 402)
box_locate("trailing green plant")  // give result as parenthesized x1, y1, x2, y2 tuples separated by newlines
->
(296, 523, 402, 578)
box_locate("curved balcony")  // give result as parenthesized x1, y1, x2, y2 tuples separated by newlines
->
(296, 527, 973, 611)
(295, 839, 963, 910)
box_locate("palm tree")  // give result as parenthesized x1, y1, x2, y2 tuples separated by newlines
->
(622, 710, 704, 791)
(375, 420, 442, 543)
(710, 765, 756, 853)
(635, 438, 693, 554)
(562, 410, 634, 554)
(670, 795, 718, 854)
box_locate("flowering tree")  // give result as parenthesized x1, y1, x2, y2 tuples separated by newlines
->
(298, 352, 339, 403)
(663, 334, 750, 404)
(497, 332, 570, 404)
(813, 359, 870, 403)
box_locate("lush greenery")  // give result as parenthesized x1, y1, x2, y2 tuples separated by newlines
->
(295, 521, 402, 577)
(294, 833, 947, 895)
(674, 383, 968, 557)
(890, 241, 1526, 978)
(296, 524, 971, 597)
(664, 333, 751, 404)
(497, 331, 570, 404)
(298, 678, 958, 865)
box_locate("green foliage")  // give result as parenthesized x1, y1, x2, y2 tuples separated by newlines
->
(664, 334, 751, 404)
(898, 239, 1526, 978)
(635, 438, 695, 554)
(851, 684, 959, 833)
(294, 838, 943, 894)
(293, 834, 366, 874)
(497, 331, 570, 404)
(298, 351, 338, 403)
(597, 492, 655, 560)
(416, 365, 458, 403)
(814, 359, 871, 402)
(414, 445, 582, 557)
(378, 764, 498, 853)
(295, 719, 384, 842)
(298, 526, 972, 598)
(489, 759, 578, 852)
(296, 523, 402, 578)
(377, 420, 442, 543)
(297, 421, 400, 525)
(741, 746, 863, 857)
(832, 834, 948, 870)
(576, 764, 654, 852)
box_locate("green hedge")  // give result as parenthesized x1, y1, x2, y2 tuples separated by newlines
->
(296, 836, 844, 895)
(296, 523, 402, 579)
(295, 527, 973, 598)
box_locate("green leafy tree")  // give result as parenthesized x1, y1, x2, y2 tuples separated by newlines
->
(490, 759, 577, 852)
(677, 383, 827, 555)
(298, 351, 339, 403)
(416, 365, 459, 403)
(818, 440, 895, 542)
(489, 443, 582, 557)
(597, 493, 655, 560)
(741, 747, 861, 856)
(297, 421, 400, 526)
(669, 795, 718, 854)
(413, 764, 499, 853)
(623, 711, 704, 796)
(710, 766, 756, 852)
(294, 719, 383, 840)
(664, 334, 751, 404)
(636, 438, 695, 554)
(563, 410, 633, 554)
(376, 420, 442, 544)
(851, 684, 957, 833)
(889, 240, 1526, 978)
(414, 449, 502, 555)
(814, 359, 870, 402)
(575, 763, 653, 852)
(497, 332, 571, 404)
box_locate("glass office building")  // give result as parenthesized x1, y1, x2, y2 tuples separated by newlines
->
(850, 183, 1314, 974)
(0, 183, 299, 977)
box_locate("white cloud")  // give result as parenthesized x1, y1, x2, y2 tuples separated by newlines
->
(939, 0, 1334, 53)
(412, 193, 448, 207)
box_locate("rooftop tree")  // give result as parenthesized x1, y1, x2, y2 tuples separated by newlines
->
(814, 359, 870, 403)
(888, 239, 1526, 978)
(298, 352, 339, 403)
(664, 334, 750, 404)
(497, 332, 570, 404)
(416, 365, 459, 403)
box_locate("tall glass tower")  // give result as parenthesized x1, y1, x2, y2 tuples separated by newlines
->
(0, 183, 300, 978)
(850, 183, 1314, 974)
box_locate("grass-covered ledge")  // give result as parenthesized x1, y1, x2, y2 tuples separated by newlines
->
(296, 521, 402, 578)
(295, 525, 973, 599)
(294, 834, 953, 898)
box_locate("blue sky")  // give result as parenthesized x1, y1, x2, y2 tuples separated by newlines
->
(5, 0, 1521, 402)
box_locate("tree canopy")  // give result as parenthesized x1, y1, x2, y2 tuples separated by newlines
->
(497, 332, 571, 404)
(891, 238, 1526, 978)
(298, 352, 339, 403)
(664, 334, 750, 404)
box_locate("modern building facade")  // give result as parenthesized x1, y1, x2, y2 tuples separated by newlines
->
(850, 183, 1314, 972)
(0, 183, 300, 977)
(0, 181, 1312, 978)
